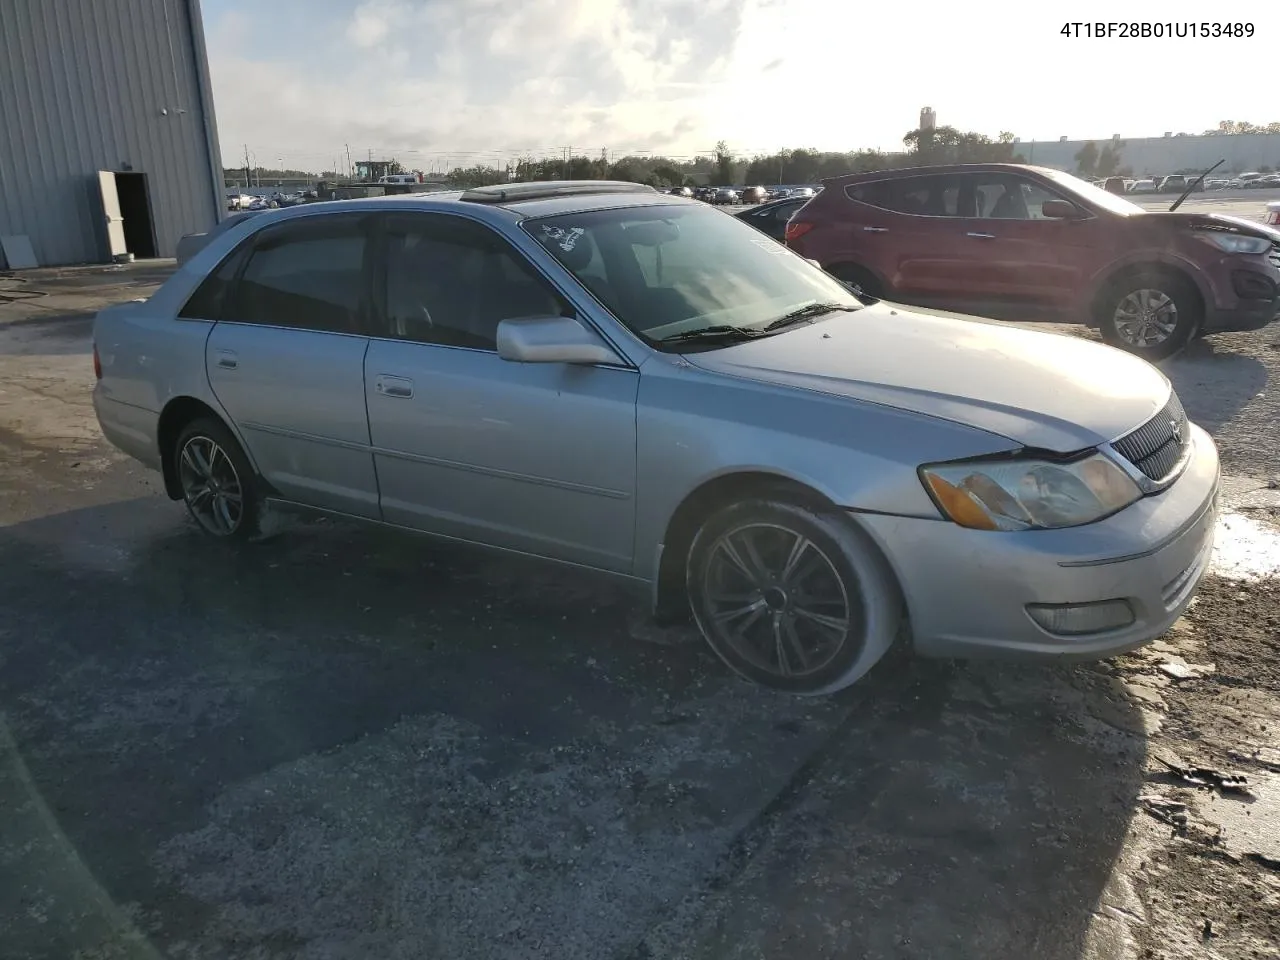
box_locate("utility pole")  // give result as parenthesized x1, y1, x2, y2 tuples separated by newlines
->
(243, 143, 251, 189)
(345, 143, 353, 179)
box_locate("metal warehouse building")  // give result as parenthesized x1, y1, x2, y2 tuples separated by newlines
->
(0, 0, 224, 268)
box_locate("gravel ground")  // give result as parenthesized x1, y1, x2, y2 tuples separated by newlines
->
(1, 225, 1278, 960)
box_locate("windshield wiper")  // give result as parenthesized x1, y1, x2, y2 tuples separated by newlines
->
(1169, 158, 1224, 212)
(659, 324, 766, 344)
(760, 302, 860, 333)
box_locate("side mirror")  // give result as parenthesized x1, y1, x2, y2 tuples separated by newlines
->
(496, 315, 622, 365)
(1041, 199, 1082, 220)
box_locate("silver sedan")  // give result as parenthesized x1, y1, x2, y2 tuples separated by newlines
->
(92, 181, 1219, 695)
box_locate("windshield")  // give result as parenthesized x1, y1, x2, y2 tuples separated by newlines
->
(1038, 167, 1146, 216)
(523, 203, 862, 347)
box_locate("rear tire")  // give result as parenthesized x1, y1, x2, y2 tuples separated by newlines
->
(686, 498, 902, 696)
(172, 418, 261, 541)
(1096, 270, 1201, 361)
(827, 263, 883, 302)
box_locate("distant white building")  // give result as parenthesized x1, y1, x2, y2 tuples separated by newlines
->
(1014, 133, 1280, 176)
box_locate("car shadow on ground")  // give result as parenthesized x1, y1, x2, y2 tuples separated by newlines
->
(0, 497, 1147, 960)
(1160, 337, 1268, 435)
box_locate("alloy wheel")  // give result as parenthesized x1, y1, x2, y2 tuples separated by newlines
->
(177, 435, 244, 536)
(700, 522, 859, 680)
(1113, 288, 1179, 348)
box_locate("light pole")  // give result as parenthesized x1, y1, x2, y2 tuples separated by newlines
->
(276, 157, 283, 187)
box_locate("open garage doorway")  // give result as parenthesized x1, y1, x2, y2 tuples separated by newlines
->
(97, 171, 157, 260)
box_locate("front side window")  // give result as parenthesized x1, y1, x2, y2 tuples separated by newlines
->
(966, 175, 1077, 220)
(226, 215, 370, 333)
(525, 203, 862, 348)
(380, 214, 567, 350)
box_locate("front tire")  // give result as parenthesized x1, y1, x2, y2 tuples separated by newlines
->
(686, 498, 902, 695)
(1096, 270, 1201, 361)
(173, 418, 261, 541)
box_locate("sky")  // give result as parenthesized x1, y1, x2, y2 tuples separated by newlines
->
(200, 0, 1278, 173)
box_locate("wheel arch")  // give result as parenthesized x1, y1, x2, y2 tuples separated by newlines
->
(652, 470, 849, 623)
(824, 260, 887, 297)
(156, 397, 244, 500)
(1087, 258, 1208, 329)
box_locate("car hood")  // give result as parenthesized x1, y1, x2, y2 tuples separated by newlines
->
(1141, 210, 1280, 241)
(685, 304, 1170, 452)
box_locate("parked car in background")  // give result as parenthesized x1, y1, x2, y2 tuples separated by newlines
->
(740, 186, 769, 204)
(1129, 179, 1158, 194)
(789, 187, 816, 199)
(1101, 177, 1127, 196)
(733, 196, 810, 241)
(92, 180, 1220, 696)
(1265, 200, 1280, 226)
(1157, 176, 1187, 194)
(784, 162, 1280, 360)
(713, 187, 740, 205)
(175, 209, 266, 266)
(668, 186, 694, 197)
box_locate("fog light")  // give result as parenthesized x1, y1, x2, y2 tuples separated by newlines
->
(1026, 599, 1134, 636)
(1231, 270, 1276, 300)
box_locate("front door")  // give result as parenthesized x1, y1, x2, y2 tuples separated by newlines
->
(948, 172, 1109, 320)
(363, 212, 639, 572)
(205, 212, 381, 518)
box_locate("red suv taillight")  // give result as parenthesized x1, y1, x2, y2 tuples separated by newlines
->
(784, 220, 815, 244)
(93, 343, 102, 380)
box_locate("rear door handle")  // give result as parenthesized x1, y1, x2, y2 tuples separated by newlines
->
(375, 375, 414, 399)
(863, 226, 888, 233)
(966, 232, 995, 239)
(215, 350, 238, 369)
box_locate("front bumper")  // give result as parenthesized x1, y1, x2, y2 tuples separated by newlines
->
(1202, 254, 1280, 333)
(858, 424, 1220, 660)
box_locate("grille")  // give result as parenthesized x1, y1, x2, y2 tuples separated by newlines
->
(1112, 392, 1190, 482)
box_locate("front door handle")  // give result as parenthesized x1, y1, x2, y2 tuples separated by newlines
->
(966, 232, 995, 239)
(215, 350, 238, 369)
(863, 226, 888, 233)
(375, 375, 414, 399)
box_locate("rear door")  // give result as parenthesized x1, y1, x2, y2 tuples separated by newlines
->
(842, 174, 981, 305)
(205, 212, 381, 517)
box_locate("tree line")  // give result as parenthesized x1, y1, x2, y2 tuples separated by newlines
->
(227, 119, 1280, 189)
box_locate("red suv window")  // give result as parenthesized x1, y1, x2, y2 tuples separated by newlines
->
(847, 175, 962, 217)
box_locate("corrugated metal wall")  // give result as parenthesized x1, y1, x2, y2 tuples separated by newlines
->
(0, 0, 223, 266)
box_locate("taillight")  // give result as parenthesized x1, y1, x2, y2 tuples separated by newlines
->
(93, 343, 102, 380)
(785, 220, 815, 243)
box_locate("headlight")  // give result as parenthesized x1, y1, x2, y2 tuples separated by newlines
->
(920, 453, 1142, 531)
(1195, 231, 1272, 255)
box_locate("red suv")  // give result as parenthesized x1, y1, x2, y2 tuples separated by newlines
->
(785, 163, 1280, 359)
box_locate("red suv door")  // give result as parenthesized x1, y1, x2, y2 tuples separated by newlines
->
(803, 173, 972, 302)
(951, 171, 1113, 320)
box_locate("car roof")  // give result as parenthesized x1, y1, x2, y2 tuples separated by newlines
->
(821, 162, 1073, 185)
(239, 183, 698, 229)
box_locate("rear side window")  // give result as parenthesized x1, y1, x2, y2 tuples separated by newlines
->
(178, 248, 245, 321)
(225, 215, 371, 334)
(846, 176, 961, 217)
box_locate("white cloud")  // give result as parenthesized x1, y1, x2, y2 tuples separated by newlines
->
(346, 3, 393, 48)
(202, 0, 1279, 171)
